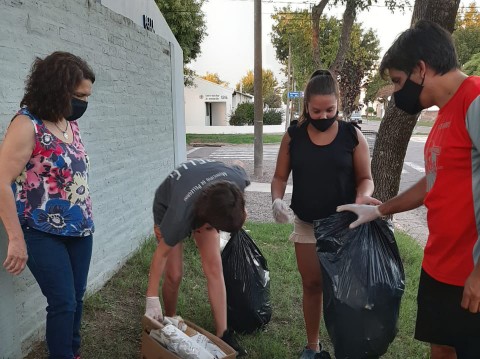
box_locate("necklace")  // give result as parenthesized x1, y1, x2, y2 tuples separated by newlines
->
(54, 121, 69, 140)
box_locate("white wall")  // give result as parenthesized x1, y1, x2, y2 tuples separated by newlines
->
(232, 92, 254, 109)
(0, 0, 181, 357)
(100, 0, 186, 164)
(211, 102, 227, 125)
(185, 78, 234, 126)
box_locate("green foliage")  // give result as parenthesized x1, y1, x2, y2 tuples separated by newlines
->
(364, 71, 391, 105)
(339, 26, 380, 117)
(271, 10, 380, 115)
(230, 102, 255, 126)
(229, 103, 283, 126)
(186, 134, 283, 144)
(463, 52, 480, 75)
(453, 2, 480, 66)
(236, 69, 282, 108)
(332, 0, 409, 12)
(155, 0, 207, 64)
(367, 107, 375, 114)
(263, 109, 283, 125)
(271, 9, 341, 91)
(183, 66, 197, 87)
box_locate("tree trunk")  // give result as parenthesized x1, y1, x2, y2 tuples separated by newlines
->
(371, 99, 418, 202)
(411, 0, 460, 32)
(329, 0, 356, 75)
(371, 0, 461, 202)
(311, 0, 329, 68)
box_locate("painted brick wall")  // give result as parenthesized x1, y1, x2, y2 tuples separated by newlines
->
(0, 0, 179, 357)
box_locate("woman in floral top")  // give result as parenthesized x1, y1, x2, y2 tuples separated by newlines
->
(0, 51, 95, 359)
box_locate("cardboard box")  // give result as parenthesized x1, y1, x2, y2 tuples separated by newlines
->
(141, 315, 237, 359)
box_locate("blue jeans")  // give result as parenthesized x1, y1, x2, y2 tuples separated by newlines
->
(24, 226, 93, 359)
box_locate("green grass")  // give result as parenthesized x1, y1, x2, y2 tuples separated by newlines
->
(24, 223, 429, 359)
(364, 116, 382, 122)
(186, 134, 283, 145)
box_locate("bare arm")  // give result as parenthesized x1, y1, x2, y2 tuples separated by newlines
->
(0, 115, 35, 275)
(271, 133, 291, 202)
(378, 176, 427, 216)
(194, 224, 226, 336)
(146, 225, 173, 296)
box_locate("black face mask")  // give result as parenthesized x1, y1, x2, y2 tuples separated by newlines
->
(307, 112, 338, 132)
(393, 76, 425, 115)
(66, 98, 88, 121)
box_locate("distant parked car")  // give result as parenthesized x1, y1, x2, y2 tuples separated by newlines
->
(349, 111, 362, 124)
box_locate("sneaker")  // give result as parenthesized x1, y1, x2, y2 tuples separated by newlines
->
(299, 347, 318, 359)
(220, 329, 247, 357)
(314, 350, 331, 359)
(299, 344, 332, 359)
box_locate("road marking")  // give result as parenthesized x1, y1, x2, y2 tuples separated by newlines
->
(187, 147, 200, 155)
(404, 161, 425, 173)
(208, 147, 279, 160)
(410, 136, 428, 143)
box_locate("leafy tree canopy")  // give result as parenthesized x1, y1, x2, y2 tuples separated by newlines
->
(236, 69, 282, 108)
(463, 52, 480, 75)
(453, 2, 480, 66)
(364, 71, 391, 105)
(271, 8, 380, 114)
(201, 72, 229, 87)
(155, 0, 207, 64)
(271, 8, 340, 89)
(332, 0, 409, 12)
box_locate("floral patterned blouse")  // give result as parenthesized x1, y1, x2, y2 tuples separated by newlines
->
(12, 108, 94, 237)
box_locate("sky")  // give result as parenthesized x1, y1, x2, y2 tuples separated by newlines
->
(189, 0, 469, 89)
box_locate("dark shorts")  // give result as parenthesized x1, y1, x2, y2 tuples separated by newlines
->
(415, 268, 480, 358)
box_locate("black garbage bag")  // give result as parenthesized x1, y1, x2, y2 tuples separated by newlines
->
(221, 229, 272, 334)
(313, 212, 405, 359)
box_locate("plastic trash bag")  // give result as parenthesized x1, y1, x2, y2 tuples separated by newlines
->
(221, 228, 272, 333)
(313, 212, 405, 359)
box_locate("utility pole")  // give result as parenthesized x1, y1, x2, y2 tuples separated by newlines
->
(285, 41, 291, 131)
(253, 0, 263, 177)
(290, 65, 295, 122)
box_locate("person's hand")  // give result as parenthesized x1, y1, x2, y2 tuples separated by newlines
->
(145, 296, 163, 321)
(272, 198, 290, 223)
(336, 204, 382, 229)
(355, 195, 382, 205)
(3, 238, 28, 275)
(461, 269, 480, 313)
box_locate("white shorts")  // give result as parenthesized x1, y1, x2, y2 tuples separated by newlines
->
(289, 215, 316, 244)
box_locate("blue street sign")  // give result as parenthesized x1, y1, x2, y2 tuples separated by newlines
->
(288, 91, 303, 99)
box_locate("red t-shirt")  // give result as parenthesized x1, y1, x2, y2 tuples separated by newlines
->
(423, 76, 480, 286)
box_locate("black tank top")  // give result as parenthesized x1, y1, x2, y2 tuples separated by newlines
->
(288, 120, 359, 222)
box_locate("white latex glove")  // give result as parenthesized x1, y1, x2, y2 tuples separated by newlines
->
(145, 296, 163, 321)
(336, 204, 382, 229)
(272, 198, 290, 223)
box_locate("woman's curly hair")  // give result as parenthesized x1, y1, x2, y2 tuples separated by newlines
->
(20, 51, 95, 123)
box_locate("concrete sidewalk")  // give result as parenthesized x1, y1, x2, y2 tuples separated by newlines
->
(246, 181, 292, 194)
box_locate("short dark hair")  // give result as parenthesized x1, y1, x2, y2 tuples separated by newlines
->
(194, 181, 246, 233)
(299, 69, 339, 125)
(21, 51, 95, 123)
(379, 20, 459, 79)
